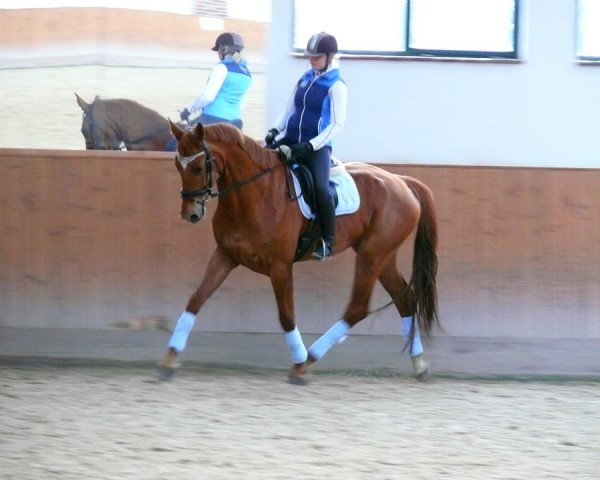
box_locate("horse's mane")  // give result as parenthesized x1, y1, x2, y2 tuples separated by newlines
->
(204, 123, 279, 168)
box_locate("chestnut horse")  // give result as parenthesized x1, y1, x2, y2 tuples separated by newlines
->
(159, 122, 439, 384)
(75, 93, 176, 151)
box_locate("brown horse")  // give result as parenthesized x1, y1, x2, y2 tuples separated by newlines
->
(159, 122, 439, 384)
(75, 93, 176, 151)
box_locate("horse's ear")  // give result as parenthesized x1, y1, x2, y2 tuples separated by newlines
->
(169, 119, 184, 140)
(75, 93, 89, 112)
(194, 123, 205, 141)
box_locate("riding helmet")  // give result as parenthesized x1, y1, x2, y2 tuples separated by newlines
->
(304, 32, 338, 57)
(211, 32, 245, 52)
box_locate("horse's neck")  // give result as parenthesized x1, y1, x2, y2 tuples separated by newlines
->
(112, 103, 167, 144)
(216, 153, 291, 220)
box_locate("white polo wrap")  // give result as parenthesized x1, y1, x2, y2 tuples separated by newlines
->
(402, 316, 424, 357)
(308, 320, 350, 361)
(285, 327, 308, 364)
(168, 311, 197, 352)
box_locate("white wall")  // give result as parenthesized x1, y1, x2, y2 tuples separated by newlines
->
(267, 0, 600, 168)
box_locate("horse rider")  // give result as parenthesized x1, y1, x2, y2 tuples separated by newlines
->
(180, 32, 252, 129)
(265, 32, 348, 261)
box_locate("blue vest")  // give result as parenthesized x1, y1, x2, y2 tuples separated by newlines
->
(285, 68, 342, 146)
(203, 59, 252, 121)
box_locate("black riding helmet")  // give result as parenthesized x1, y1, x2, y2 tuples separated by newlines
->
(304, 32, 338, 57)
(211, 32, 245, 52)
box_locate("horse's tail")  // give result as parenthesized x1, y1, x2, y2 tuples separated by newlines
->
(403, 176, 439, 336)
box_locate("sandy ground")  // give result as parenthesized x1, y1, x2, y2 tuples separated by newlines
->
(0, 65, 267, 150)
(0, 365, 598, 480)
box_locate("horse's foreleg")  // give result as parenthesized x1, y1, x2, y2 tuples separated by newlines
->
(159, 247, 238, 371)
(378, 257, 430, 381)
(269, 264, 309, 383)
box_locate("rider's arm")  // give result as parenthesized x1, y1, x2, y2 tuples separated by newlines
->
(308, 80, 347, 151)
(188, 63, 228, 113)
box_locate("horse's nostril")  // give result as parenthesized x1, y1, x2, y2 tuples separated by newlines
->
(189, 214, 200, 223)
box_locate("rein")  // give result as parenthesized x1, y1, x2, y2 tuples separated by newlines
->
(179, 144, 291, 201)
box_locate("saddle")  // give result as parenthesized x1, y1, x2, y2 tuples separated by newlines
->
(277, 146, 360, 260)
(278, 145, 356, 216)
(290, 162, 338, 213)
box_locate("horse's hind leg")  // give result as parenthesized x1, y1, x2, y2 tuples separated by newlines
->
(378, 256, 430, 381)
(306, 250, 386, 364)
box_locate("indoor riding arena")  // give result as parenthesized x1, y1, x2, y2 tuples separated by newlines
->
(0, 2, 598, 479)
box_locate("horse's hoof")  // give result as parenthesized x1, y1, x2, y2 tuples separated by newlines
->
(287, 372, 311, 386)
(157, 353, 181, 382)
(157, 366, 178, 382)
(411, 354, 431, 382)
(287, 364, 311, 386)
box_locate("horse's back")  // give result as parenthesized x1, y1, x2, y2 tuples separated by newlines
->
(343, 161, 422, 241)
(345, 162, 419, 203)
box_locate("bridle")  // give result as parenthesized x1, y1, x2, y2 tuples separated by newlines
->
(82, 110, 124, 150)
(177, 142, 290, 203)
(177, 143, 216, 202)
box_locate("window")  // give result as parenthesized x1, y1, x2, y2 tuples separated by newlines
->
(576, 0, 600, 60)
(293, 0, 519, 59)
(293, 0, 408, 55)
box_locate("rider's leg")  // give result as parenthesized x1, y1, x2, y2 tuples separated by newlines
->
(303, 148, 335, 260)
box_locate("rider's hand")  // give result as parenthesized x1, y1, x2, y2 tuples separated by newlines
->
(291, 141, 313, 160)
(180, 108, 191, 122)
(264, 128, 279, 148)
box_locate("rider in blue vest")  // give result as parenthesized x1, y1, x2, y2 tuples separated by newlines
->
(265, 32, 348, 261)
(180, 32, 252, 129)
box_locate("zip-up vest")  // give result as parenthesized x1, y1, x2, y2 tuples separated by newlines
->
(203, 58, 252, 121)
(285, 68, 340, 142)
(285, 68, 341, 146)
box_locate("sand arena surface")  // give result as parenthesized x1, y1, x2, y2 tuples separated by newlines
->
(1, 365, 598, 480)
(0, 65, 267, 150)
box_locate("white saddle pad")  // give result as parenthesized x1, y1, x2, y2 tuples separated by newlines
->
(292, 162, 360, 220)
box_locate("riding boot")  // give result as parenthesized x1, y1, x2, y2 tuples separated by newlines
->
(313, 198, 336, 261)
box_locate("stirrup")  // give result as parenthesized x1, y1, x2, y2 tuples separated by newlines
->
(312, 238, 333, 261)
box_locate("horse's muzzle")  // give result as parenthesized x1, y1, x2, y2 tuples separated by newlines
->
(182, 201, 206, 224)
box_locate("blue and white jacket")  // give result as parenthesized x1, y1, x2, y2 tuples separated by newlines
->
(188, 57, 252, 121)
(274, 58, 347, 151)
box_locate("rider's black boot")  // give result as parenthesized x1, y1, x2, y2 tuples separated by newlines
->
(312, 198, 336, 261)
